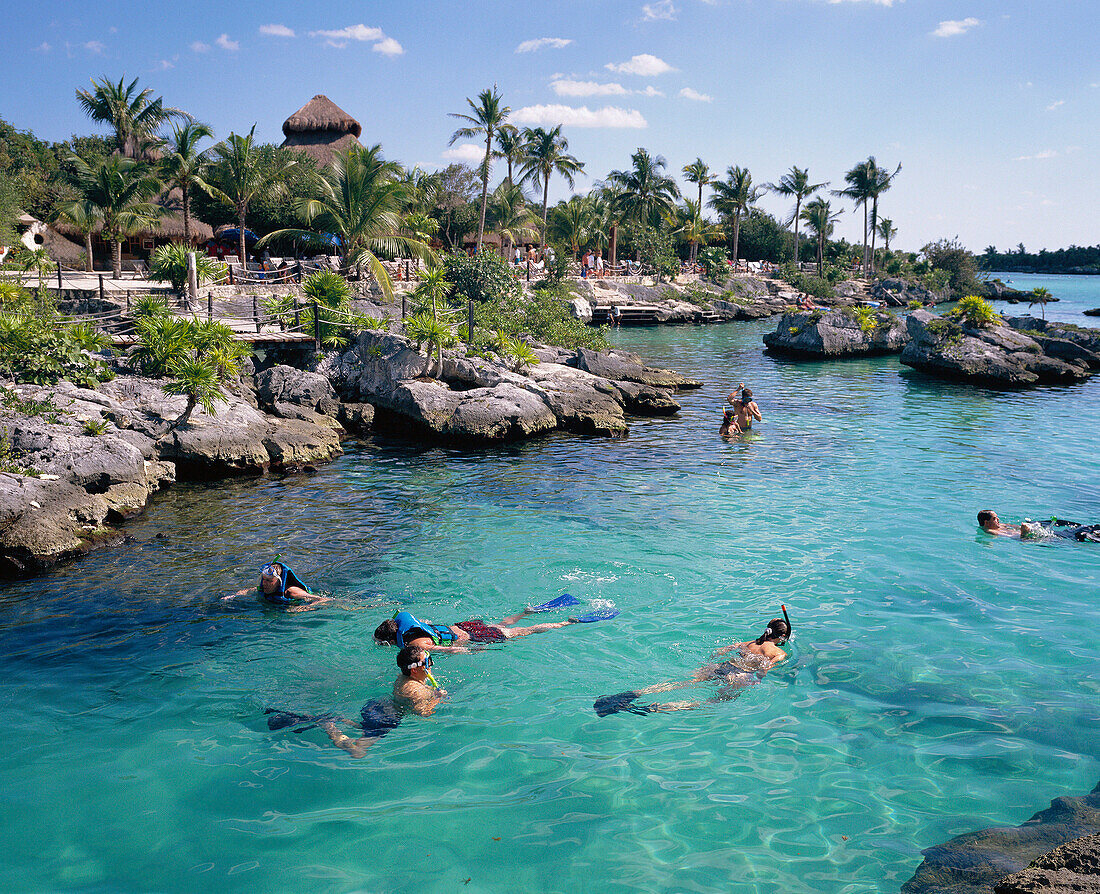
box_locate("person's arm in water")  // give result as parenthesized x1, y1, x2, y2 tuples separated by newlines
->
(284, 587, 333, 613)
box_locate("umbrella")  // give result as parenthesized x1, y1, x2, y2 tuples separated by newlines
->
(214, 226, 258, 245)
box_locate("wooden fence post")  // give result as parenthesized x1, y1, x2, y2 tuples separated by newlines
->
(57, 266, 62, 291)
(253, 294, 260, 333)
(126, 290, 131, 312)
(467, 299, 473, 346)
(207, 292, 213, 321)
(98, 275, 105, 301)
(293, 300, 301, 330)
(312, 300, 321, 351)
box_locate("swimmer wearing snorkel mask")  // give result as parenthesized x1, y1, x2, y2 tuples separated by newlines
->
(224, 560, 332, 612)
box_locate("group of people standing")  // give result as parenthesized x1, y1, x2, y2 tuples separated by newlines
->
(581, 249, 605, 278)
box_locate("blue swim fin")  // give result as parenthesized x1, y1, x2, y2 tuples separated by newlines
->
(570, 608, 620, 623)
(528, 593, 581, 613)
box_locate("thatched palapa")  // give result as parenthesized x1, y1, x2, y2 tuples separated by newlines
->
(281, 95, 363, 168)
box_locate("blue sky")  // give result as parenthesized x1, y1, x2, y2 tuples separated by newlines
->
(2, 0, 1097, 253)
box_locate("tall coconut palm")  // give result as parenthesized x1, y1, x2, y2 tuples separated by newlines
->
(876, 216, 897, 253)
(607, 148, 680, 230)
(51, 199, 103, 272)
(449, 87, 511, 253)
(678, 200, 724, 266)
(765, 166, 826, 266)
(681, 158, 714, 213)
(866, 161, 902, 273)
(160, 121, 213, 245)
(518, 125, 584, 249)
(67, 153, 162, 278)
(485, 181, 538, 260)
(708, 165, 763, 264)
(494, 124, 524, 188)
(75, 75, 187, 159)
(833, 159, 876, 275)
(256, 144, 434, 304)
(202, 126, 297, 270)
(800, 197, 842, 278)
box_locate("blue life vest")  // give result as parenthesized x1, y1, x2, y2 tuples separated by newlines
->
(393, 610, 456, 647)
(259, 563, 311, 606)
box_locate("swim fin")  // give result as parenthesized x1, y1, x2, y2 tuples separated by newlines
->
(265, 708, 334, 733)
(570, 608, 620, 623)
(594, 691, 654, 717)
(528, 593, 581, 613)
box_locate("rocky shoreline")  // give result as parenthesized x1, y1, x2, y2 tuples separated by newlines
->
(0, 333, 698, 576)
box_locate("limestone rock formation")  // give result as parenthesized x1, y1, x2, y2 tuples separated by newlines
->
(763, 309, 908, 358)
(994, 833, 1100, 893)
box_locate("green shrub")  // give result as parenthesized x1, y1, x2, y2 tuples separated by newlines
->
(698, 246, 730, 283)
(82, 418, 109, 436)
(444, 251, 522, 305)
(949, 295, 1000, 328)
(473, 282, 609, 352)
(0, 386, 63, 423)
(778, 264, 835, 302)
(851, 306, 876, 333)
(148, 243, 226, 295)
(0, 431, 38, 476)
(0, 309, 111, 388)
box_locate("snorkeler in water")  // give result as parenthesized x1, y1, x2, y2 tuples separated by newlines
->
(720, 382, 762, 438)
(375, 607, 589, 653)
(267, 645, 443, 758)
(595, 612, 791, 717)
(978, 510, 1100, 543)
(224, 561, 332, 612)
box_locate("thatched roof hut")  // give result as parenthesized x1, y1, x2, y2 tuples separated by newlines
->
(281, 95, 362, 168)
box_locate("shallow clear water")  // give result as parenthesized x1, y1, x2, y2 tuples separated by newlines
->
(2, 309, 1099, 893)
(987, 271, 1100, 327)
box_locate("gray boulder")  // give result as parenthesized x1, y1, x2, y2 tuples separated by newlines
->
(613, 380, 681, 415)
(901, 310, 1091, 387)
(389, 378, 557, 442)
(903, 781, 1100, 894)
(574, 348, 702, 389)
(525, 363, 628, 436)
(1004, 317, 1100, 368)
(254, 364, 340, 418)
(763, 309, 908, 358)
(995, 833, 1100, 893)
(872, 277, 939, 307)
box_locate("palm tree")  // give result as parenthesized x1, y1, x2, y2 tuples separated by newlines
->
(765, 166, 826, 266)
(202, 126, 297, 270)
(833, 159, 876, 275)
(681, 158, 714, 213)
(160, 121, 213, 245)
(866, 161, 902, 273)
(800, 197, 842, 278)
(675, 200, 722, 266)
(75, 75, 187, 159)
(52, 200, 102, 272)
(708, 165, 763, 264)
(412, 265, 451, 375)
(876, 217, 898, 253)
(494, 124, 524, 188)
(485, 181, 538, 260)
(449, 87, 511, 253)
(607, 148, 680, 230)
(518, 125, 584, 249)
(68, 153, 162, 278)
(548, 195, 597, 259)
(255, 144, 434, 304)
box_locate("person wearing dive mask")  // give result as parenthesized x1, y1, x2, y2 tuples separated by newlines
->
(225, 562, 332, 612)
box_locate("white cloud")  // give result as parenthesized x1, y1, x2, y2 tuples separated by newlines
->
(551, 79, 629, 97)
(372, 36, 404, 56)
(606, 54, 676, 76)
(642, 1, 677, 21)
(639, 85, 665, 97)
(442, 144, 486, 163)
(516, 37, 573, 53)
(1045, 99, 1065, 111)
(216, 33, 240, 50)
(259, 24, 295, 38)
(84, 40, 105, 54)
(1014, 150, 1058, 161)
(679, 87, 712, 102)
(512, 104, 647, 128)
(932, 17, 980, 38)
(152, 59, 173, 71)
(310, 24, 384, 42)
(191, 41, 211, 53)
(34, 42, 50, 53)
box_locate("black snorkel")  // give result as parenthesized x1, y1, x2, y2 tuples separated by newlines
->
(781, 604, 792, 642)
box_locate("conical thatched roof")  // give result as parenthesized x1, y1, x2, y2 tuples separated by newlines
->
(281, 95, 363, 169)
(282, 95, 362, 138)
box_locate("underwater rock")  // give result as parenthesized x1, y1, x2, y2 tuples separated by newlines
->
(903, 780, 1100, 894)
(763, 309, 909, 358)
(994, 832, 1100, 893)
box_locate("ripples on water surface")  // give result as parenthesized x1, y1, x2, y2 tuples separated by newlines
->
(1, 303, 1098, 892)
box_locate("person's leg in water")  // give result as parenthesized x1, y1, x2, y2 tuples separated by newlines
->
(497, 619, 576, 639)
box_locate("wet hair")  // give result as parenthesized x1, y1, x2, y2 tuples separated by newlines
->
(977, 510, 996, 527)
(755, 618, 790, 645)
(396, 645, 426, 676)
(742, 388, 753, 402)
(374, 618, 399, 644)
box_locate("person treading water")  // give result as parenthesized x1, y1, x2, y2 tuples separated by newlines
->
(595, 613, 791, 716)
(224, 561, 332, 612)
(720, 382, 763, 438)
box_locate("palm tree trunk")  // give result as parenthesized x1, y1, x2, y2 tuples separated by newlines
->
(85, 233, 94, 273)
(733, 212, 741, 264)
(609, 224, 617, 268)
(540, 179, 550, 250)
(182, 186, 191, 245)
(112, 239, 122, 279)
(869, 197, 878, 274)
(817, 235, 824, 278)
(861, 201, 870, 275)
(476, 136, 490, 252)
(793, 198, 801, 266)
(238, 208, 248, 275)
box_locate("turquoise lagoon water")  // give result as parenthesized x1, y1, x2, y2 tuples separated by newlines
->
(1, 287, 1099, 893)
